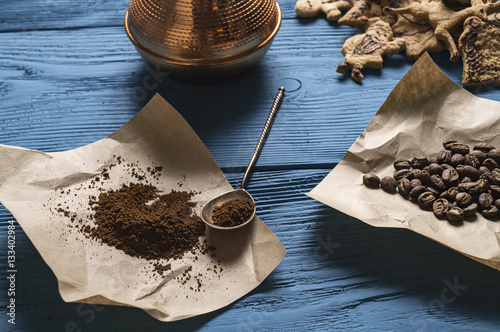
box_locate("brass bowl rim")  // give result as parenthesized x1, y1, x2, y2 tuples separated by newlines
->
(124, 3, 282, 67)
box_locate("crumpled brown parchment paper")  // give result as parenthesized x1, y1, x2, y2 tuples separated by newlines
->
(0, 93, 286, 321)
(308, 53, 500, 271)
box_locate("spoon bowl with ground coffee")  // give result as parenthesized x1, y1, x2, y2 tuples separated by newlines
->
(201, 87, 285, 230)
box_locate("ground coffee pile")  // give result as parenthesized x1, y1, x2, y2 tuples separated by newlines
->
(212, 197, 255, 227)
(86, 183, 205, 260)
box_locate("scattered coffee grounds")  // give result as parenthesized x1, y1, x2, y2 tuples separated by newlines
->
(363, 139, 500, 224)
(85, 183, 205, 260)
(212, 197, 255, 227)
(153, 262, 171, 276)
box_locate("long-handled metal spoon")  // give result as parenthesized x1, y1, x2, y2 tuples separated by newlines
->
(201, 87, 285, 230)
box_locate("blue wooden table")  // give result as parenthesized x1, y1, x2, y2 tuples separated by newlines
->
(1, 0, 500, 331)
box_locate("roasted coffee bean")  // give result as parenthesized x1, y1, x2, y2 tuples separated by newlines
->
(428, 163, 444, 175)
(470, 150, 487, 164)
(410, 178, 422, 188)
(495, 199, 500, 210)
(429, 157, 438, 164)
(461, 176, 472, 183)
(430, 174, 446, 191)
(394, 169, 412, 182)
(433, 198, 449, 218)
(483, 158, 499, 171)
(426, 186, 441, 196)
(450, 143, 470, 155)
(464, 154, 480, 168)
(490, 185, 500, 198)
(463, 203, 478, 218)
(409, 185, 426, 201)
(480, 171, 496, 185)
(418, 191, 436, 209)
(455, 192, 472, 207)
(491, 168, 500, 184)
(380, 176, 398, 194)
(363, 174, 380, 188)
(441, 163, 454, 170)
(418, 170, 432, 186)
(487, 149, 500, 163)
(446, 187, 460, 201)
(473, 142, 495, 153)
(479, 166, 490, 174)
(469, 179, 490, 195)
(442, 168, 459, 186)
(478, 193, 494, 210)
(410, 157, 429, 169)
(398, 177, 412, 197)
(450, 154, 464, 167)
(393, 158, 411, 171)
(458, 165, 480, 181)
(437, 150, 452, 164)
(443, 139, 457, 150)
(482, 205, 499, 219)
(446, 207, 464, 223)
(410, 169, 422, 180)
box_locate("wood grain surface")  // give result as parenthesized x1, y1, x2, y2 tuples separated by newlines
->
(1, 0, 500, 331)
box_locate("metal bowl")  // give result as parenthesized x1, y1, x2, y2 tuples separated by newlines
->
(124, 0, 282, 83)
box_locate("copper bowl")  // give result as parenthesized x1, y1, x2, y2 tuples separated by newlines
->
(124, 0, 282, 83)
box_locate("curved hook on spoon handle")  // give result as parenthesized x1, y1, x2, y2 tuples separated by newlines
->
(240, 87, 285, 189)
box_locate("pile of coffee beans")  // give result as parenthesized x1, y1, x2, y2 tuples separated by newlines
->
(363, 139, 500, 224)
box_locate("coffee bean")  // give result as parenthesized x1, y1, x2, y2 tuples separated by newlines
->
(441, 163, 454, 170)
(458, 165, 480, 181)
(482, 205, 499, 219)
(463, 203, 478, 218)
(450, 143, 470, 155)
(410, 178, 422, 188)
(380, 176, 397, 194)
(418, 191, 436, 209)
(409, 185, 426, 201)
(443, 139, 457, 150)
(428, 163, 444, 175)
(393, 159, 411, 171)
(480, 171, 496, 185)
(429, 157, 438, 164)
(418, 170, 432, 186)
(446, 207, 464, 223)
(495, 199, 500, 210)
(490, 185, 500, 198)
(442, 168, 459, 186)
(483, 158, 499, 171)
(455, 192, 472, 207)
(487, 149, 500, 163)
(426, 186, 441, 196)
(394, 169, 412, 182)
(491, 168, 500, 184)
(464, 154, 480, 168)
(473, 142, 495, 153)
(398, 177, 412, 197)
(430, 174, 446, 191)
(478, 192, 494, 210)
(433, 198, 449, 218)
(470, 150, 487, 164)
(437, 150, 452, 164)
(450, 154, 464, 167)
(363, 174, 380, 188)
(410, 157, 429, 169)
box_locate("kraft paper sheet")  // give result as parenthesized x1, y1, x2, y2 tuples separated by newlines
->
(308, 53, 500, 271)
(0, 94, 286, 321)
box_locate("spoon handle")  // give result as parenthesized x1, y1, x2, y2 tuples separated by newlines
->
(240, 87, 285, 189)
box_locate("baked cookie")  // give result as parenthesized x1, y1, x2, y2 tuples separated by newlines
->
(459, 16, 500, 86)
(391, 14, 445, 60)
(295, 0, 352, 21)
(338, 0, 402, 30)
(336, 18, 406, 81)
(385, 0, 499, 61)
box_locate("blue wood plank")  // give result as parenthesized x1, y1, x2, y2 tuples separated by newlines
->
(1, 0, 500, 331)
